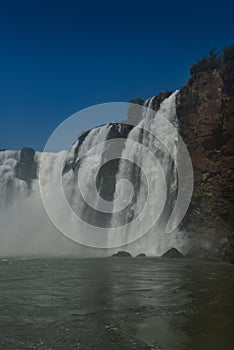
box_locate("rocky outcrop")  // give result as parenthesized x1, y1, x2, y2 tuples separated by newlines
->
(15, 147, 37, 187)
(161, 248, 184, 258)
(136, 253, 146, 258)
(112, 251, 132, 257)
(145, 91, 173, 110)
(176, 56, 234, 262)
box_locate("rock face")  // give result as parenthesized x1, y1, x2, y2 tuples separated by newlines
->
(112, 251, 132, 258)
(97, 123, 134, 202)
(176, 60, 234, 262)
(146, 91, 173, 110)
(64, 123, 134, 203)
(15, 147, 37, 187)
(161, 248, 184, 258)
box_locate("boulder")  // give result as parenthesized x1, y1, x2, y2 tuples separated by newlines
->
(161, 248, 184, 258)
(136, 253, 146, 258)
(112, 251, 132, 258)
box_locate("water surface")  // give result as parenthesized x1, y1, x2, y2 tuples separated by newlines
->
(0, 258, 233, 349)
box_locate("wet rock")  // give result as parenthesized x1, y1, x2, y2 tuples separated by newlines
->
(185, 238, 221, 261)
(186, 247, 220, 261)
(15, 147, 37, 187)
(219, 234, 234, 264)
(112, 251, 132, 258)
(107, 123, 134, 139)
(161, 248, 184, 258)
(146, 91, 173, 111)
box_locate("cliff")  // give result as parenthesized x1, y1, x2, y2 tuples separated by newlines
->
(176, 47, 234, 262)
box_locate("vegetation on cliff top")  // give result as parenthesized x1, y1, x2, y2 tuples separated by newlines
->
(130, 44, 234, 104)
(129, 97, 144, 106)
(190, 44, 234, 76)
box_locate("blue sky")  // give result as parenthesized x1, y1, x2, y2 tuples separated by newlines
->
(0, 0, 234, 150)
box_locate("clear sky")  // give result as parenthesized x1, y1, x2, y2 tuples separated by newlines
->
(1, 0, 234, 150)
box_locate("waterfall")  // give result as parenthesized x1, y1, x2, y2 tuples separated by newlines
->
(0, 126, 115, 256)
(108, 91, 185, 254)
(0, 92, 189, 257)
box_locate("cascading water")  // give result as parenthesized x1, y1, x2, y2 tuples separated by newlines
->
(0, 92, 189, 257)
(108, 91, 186, 254)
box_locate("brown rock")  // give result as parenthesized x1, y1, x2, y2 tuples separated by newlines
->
(177, 65, 234, 245)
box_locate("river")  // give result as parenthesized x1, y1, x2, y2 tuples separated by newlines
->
(0, 258, 233, 350)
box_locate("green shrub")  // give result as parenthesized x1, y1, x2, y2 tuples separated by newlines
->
(189, 45, 234, 76)
(223, 44, 234, 73)
(223, 44, 234, 64)
(190, 48, 221, 76)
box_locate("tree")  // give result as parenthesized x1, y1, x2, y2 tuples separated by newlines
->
(190, 48, 221, 76)
(223, 44, 234, 66)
